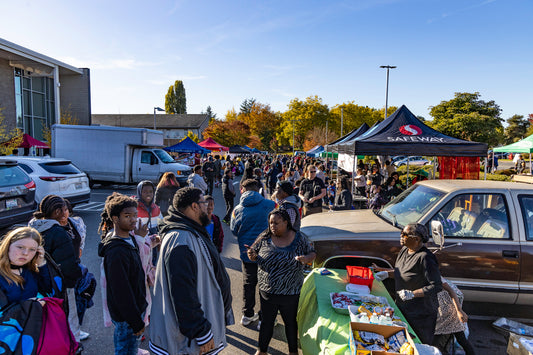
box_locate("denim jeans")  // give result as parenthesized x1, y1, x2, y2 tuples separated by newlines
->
(112, 320, 140, 355)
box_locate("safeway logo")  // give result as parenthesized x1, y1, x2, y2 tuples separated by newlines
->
(399, 125, 422, 136)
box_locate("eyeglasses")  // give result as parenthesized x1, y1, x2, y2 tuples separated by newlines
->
(309, 170, 317, 173)
(196, 200, 209, 205)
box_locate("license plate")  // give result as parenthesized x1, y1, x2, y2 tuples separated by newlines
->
(75, 183, 82, 189)
(6, 199, 18, 209)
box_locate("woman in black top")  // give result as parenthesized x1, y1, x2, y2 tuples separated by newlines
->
(155, 172, 181, 217)
(247, 209, 316, 355)
(373, 223, 442, 344)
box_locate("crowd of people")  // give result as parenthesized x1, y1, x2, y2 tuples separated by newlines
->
(0, 152, 473, 355)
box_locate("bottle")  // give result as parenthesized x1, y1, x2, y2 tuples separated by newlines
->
(382, 312, 393, 326)
(359, 313, 370, 323)
(369, 312, 379, 324)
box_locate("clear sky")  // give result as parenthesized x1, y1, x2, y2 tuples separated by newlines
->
(2, 0, 531, 122)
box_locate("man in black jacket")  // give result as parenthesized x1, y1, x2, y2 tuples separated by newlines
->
(222, 169, 236, 224)
(98, 193, 147, 355)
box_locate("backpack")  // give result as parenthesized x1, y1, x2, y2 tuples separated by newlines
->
(0, 299, 43, 355)
(36, 297, 78, 355)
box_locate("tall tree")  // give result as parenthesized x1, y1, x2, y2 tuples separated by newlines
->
(504, 115, 530, 144)
(240, 98, 256, 115)
(203, 119, 250, 147)
(429, 92, 504, 145)
(329, 102, 387, 137)
(165, 80, 187, 114)
(205, 106, 217, 122)
(277, 96, 330, 150)
(239, 102, 282, 151)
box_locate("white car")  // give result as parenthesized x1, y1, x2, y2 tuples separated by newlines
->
(11, 156, 90, 205)
(393, 156, 430, 167)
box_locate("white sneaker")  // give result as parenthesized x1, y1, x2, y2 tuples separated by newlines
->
(79, 330, 90, 341)
(240, 313, 260, 326)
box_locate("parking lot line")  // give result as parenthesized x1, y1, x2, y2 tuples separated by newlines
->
(74, 202, 105, 212)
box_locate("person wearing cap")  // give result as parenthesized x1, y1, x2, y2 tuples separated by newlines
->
(298, 165, 327, 217)
(373, 223, 442, 344)
(272, 181, 302, 231)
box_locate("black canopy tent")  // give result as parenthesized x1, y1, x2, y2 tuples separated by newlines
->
(326, 123, 370, 153)
(337, 105, 488, 157)
(228, 145, 251, 154)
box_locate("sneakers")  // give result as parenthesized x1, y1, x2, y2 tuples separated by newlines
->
(241, 313, 260, 326)
(222, 218, 230, 225)
(79, 331, 90, 341)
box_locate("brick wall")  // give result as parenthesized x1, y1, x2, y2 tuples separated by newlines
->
(60, 68, 91, 125)
(0, 58, 16, 131)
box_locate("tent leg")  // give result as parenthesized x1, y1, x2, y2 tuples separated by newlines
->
(432, 157, 436, 179)
(406, 161, 409, 188)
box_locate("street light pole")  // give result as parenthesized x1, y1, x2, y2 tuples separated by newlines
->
(380, 65, 396, 119)
(289, 119, 301, 155)
(153, 106, 165, 130)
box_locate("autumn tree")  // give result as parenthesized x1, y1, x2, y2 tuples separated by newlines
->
(329, 102, 386, 137)
(277, 96, 330, 151)
(43, 106, 80, 145)
(239, 102, 282, 151)
(304, 127, 339, 151)
(186, 130, 199, 143)
(203, 119, 250, 147)
(429, 92, 504, 145)
(0, 107, 23, 155)
(165, 80, 187, 114)
(504, 115, 530, 144)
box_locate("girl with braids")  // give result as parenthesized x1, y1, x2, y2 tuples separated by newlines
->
(28, 194, 83, 344)
(246, 208, 316, 355)
(98, 192, 151, 355)
(0, 227, 51, 306)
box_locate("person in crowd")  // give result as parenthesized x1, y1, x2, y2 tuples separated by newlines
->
(332, 176, 353, 211)
(98, 193, 147, 355)
(242, 158, 255, 181)
(202, 156, 217, 195)
(231, 179, 276, 327)
(373, 223, 442, 344)
(354, 168, 367, 196)
(299, 165, 327, 217)
(155, 172, 181, 217)
(28, 195, 83, 343)
(272, 181, 302, 231)
(205, 195, 225, 253)
(517, 155, 526, 174)
(0, 227, 51, 306)
(267, 161, 279, 195)
(246, 208, 316, 355)
(384, 160, 395, 179)
(370, 165, 384, 195)
(149, 187, 233, 355)
(326, 180, 336, 208)
(214, 155, 222, 188)
(222, 168, 236, 224)
(253, 167, 267, 198)
(384, 177, 403, 201)
(188, 165, 208, 194)
(433, 278, 475, 355)
(315, 162, 326, 183)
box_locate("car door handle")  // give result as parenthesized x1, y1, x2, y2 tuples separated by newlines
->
(502, 250, 519, 258)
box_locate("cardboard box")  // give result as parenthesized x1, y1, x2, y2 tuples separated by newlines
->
(507, 332, 533, 355)
(349, 322, 418, 355)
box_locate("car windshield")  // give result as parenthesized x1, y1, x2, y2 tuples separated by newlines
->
(377, 184, 445, 227)
(40, 161, 82, 175)
(153, 149, 175, 163)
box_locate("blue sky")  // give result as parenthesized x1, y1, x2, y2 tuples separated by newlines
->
(2, 0, 531, 122)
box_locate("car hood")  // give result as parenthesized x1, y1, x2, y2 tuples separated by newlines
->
(301, 209, 400, 242)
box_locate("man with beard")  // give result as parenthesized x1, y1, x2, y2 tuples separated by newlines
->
(149, 187, 234, 355)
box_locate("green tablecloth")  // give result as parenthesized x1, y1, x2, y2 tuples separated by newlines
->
(297, 269, 420, 355)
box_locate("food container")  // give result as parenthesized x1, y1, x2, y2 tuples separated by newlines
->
(347, 266, 375, 290)
(330, 292, 362, 315)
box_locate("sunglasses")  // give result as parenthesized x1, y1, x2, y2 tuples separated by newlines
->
(401, 231, 419, 239)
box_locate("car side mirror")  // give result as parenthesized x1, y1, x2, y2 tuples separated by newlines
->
(431, 220, 445, 248)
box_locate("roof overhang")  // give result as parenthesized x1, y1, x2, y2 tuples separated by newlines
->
(0, 37, 83, 76)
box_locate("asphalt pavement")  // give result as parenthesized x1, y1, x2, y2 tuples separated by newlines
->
(3, 179, 532, 354)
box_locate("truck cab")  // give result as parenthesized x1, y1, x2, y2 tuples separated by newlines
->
(132, 148, 191, 185)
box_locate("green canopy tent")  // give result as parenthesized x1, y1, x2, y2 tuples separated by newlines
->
(493, 134, 533, 174)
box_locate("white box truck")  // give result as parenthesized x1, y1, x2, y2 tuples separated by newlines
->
(51, 124, 192, 186)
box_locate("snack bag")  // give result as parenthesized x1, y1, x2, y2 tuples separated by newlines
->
(399, 342, 415, 355)
(387, 330, 407, 353)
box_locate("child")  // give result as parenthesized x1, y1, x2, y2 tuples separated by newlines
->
(98, 193, 148, 355)
(204, 195, 225, 253)
(327, 180, 336, 209)
(135, 181, 163, 235)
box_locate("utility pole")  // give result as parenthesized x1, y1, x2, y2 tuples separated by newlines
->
(341, 107, 344, 137)
(289, 118, 301, 155)
(380, 65, 396, 119)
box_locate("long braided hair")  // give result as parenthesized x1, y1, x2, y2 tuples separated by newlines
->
(33, 194, 65, 220)
(98, 192, 137, 239)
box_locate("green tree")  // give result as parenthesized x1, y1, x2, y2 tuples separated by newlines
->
(165, 80, 187, 114)
(239, 102, 282, 151)
(429, 92, 504, 145)
(240, 98, 256, 115)
(205, 106, 216, 123)
(504, 114, 530, 144)
(329, 102, 386, 137)
(277, 96, 330, 150)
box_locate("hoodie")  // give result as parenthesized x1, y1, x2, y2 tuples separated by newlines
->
(28, 218, 82, 288)
(97, 233, 147, 333)
(135, 181, 163, 233)
(230, 191, 275, 262)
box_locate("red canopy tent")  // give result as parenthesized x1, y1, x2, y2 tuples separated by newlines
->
(2, 134, 49, 149)
(198, 137, 228, 152)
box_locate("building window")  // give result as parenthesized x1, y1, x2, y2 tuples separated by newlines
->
(14, 68, 55, 141)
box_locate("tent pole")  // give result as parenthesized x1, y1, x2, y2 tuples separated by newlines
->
(352, 152, 356, 195)
(406, 161, 410, 188)
(530, 153, 532, 175)
(483, 155, 487, 180)
(432, 157, 436, 179)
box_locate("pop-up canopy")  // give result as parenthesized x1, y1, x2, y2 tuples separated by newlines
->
(493, 134, 533, 154)
(326, 123, 369, 153)
(338, 105, 487, 157)
(198, 137, 229, 152)
(165, 137, 210, 154)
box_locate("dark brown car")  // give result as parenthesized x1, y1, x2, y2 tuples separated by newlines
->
(301, 180, 533, 305)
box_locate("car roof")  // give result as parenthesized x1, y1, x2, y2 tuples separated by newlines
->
(9, 156, 70, 163)
(0, 158, 19, 166)
(417, 179, 533, 192)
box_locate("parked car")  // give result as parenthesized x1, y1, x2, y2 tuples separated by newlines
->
(390, 155, 407, 164)
(10, 156, 90, 205)
(393, 156, 430, 167)
(0, 159, 37, 229)
(301, 180, 533, 305)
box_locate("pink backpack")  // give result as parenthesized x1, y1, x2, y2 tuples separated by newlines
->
(37, 297, 78, 355)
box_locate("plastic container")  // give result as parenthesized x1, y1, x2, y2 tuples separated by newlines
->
(346, 265, 374, 290)
(369, 312, 379, 324)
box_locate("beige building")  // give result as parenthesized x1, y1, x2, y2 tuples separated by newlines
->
(91, 114, 210, 146)
(0, 38, 91, 141)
